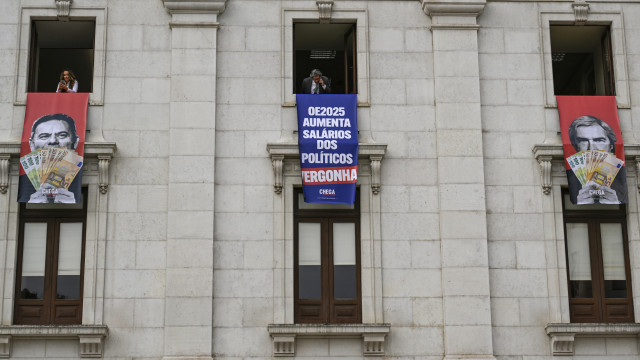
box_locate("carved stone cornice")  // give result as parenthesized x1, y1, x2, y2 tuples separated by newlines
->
(162, 0, 227, 27)
(0, 325, 108, 358)
(0, 141, 116, 196)
(268, 324, 390, 357)
(533, 143, 640, 194)
(546, 323, 640, 356)
(0, 154, 9, 194)
(572, 0, 590, 25)
(162, 0, 227, 13)
(422, 0, 486, 30)
(317, 0, 333, 23)
(266, 142, 387, 195)
(0, 142, 21, 197)
(370, 155, 383, 195)
(271, 154, 285, 195)
(55, 0, 72, 21)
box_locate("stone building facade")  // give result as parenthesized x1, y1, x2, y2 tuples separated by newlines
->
(0, 0, 638, 359)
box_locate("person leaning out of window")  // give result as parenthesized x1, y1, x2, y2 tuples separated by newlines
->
(56, 69, 78, 93)
(302, 69, 331, 94)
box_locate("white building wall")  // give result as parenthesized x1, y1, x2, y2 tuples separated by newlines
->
(0, 0, 637, 359)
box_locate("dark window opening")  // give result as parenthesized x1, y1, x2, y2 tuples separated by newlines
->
(562, 190, 634, 323)
(551, 25, 614, 96)
(28, 20, 95, 93)
(14, 188, 87, 325)
(294, 22, 357, 94)
(294, 188, 361, 323)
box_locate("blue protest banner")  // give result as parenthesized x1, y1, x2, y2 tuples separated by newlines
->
(297, 94, 358, 205)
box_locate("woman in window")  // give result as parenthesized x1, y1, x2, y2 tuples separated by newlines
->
(56, 69, 78, 93)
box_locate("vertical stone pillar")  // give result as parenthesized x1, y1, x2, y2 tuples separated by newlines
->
(161, 1, 226, 359)
(422, 1, 495, 359)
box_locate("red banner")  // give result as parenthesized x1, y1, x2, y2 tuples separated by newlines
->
(18, 93, 88, 203)
(557, 96, 626, 204)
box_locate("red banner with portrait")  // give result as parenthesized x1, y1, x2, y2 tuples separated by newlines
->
(18, 93, 88, 204)
(557, 96, 626, 205)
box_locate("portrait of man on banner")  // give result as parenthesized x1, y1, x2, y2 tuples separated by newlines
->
(18, 93, 88, 204)
(558, 96, 627, 205)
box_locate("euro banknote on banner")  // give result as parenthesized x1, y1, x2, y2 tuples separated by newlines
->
(566, 150, 624, 188)
(20, 148, 83, 191)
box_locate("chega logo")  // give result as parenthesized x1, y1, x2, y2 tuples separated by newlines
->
(319, 189, 336, 195)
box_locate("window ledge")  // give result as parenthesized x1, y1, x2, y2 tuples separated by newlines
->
(0, 141, 116, 195)
(267, 323, 390, 356)
(266, 142, 387, 195)
(0, 325, 108, 358)
(533, 143, 640, 195)
(545, 323, 640, 355)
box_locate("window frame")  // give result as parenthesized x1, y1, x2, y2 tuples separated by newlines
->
(293, 188, 362, 324)
(539, 10, 630, 107)
(550, 24, 615, 97)
(282, 8, 370, 106)
(292, 21, 358, 95)
(267, 144, 387, 326)
(27, 19, 96, 94)
(13, 189, 88, 325)
(561, 190, 634, 323)
(15, 6, 107, 105)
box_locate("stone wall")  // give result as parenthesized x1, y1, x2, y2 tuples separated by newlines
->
(0, 0, 637, 359)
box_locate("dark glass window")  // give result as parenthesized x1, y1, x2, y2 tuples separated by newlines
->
(28, 20, 95, 93)
(551, 25, 614, 96)
(562, 191, 634, 322)
(14, 189, 87, 324)
(294, 188, 361, 323)
(293, 22, 357, 94)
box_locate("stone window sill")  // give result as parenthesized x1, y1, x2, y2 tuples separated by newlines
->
(545, 323, 640, 355)
(267, 323, 390, 356)
(0, 141, 117, 195)
(533, 143, 640, 195)
(0, 325, 109, 358)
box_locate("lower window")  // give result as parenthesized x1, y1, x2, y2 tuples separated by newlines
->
(14, 190, 87, 324)
(562, 191, 634, 322)
(294, 188, 361, 323)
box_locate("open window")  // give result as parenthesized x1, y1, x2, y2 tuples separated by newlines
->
(294, 188, 361, 323)
(27, 20, 95, 93)
(551, 25, 614, 96)
(13, 189, 87, 325)
(562, 190, 634, 323)
(293, 23, 357, 94)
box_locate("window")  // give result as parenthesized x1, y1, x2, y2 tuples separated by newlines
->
(27, 20, 95, 93)
(294, 188, 361, 323)
(562, 191, 634, 322)
(14, 189, 87, 325)
(551, 25, 614, 96)
(293, 23, 357, 94)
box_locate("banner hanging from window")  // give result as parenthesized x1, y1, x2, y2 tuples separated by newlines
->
(297, 94, 358, 205)
(558, 96, 627, 205)
(18, 93, 88, 204)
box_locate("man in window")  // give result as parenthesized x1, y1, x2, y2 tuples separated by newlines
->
(301, 69, 331, 94)
(567, 115, 627, 204)
(18, 113, 81, 203)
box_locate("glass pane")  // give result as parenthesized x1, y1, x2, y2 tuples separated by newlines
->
(57, 222, 83, 299)
(601, 223, 627, 298)
(298, 223, 321, 299)
(333, 223, 356, 300)
(21, 223, 47, 299)
(566, 223, 592, 298)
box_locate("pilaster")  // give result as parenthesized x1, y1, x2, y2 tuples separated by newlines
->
(423, 1, 495, 359)
(161, 1, 226, 359)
